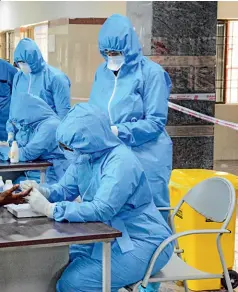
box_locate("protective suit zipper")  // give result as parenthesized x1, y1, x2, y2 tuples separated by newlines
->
(27, 73, 32, 94)
(108, 72, 120, 124)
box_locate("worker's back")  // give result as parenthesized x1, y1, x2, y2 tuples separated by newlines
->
(0, 59, 17, 141)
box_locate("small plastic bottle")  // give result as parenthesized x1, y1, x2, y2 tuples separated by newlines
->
(0, 176, 4, 192)
(10, 141, 19, 164)
(3, 180, 13, 191)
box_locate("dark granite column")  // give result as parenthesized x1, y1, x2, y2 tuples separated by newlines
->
(127, 1, 217, 169)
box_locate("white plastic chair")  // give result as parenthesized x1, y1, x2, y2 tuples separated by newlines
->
(126, 177, 236, 292)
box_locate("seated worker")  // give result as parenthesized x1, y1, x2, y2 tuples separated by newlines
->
(0, 93, 69, 185)
(7, 38, 71, 145)
(0, 59, 17, 141)
(22, 103, 173, 292)
(0, 184, 31, 206)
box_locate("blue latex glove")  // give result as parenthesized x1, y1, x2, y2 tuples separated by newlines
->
(139, 283, 160, 292)
(0, 146, 10, 161)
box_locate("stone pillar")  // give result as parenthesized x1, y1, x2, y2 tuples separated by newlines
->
(127, 1, 217, 169)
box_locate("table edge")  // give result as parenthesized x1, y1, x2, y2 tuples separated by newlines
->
(0, 231, 122, 249)
(0, 162, 53, 170)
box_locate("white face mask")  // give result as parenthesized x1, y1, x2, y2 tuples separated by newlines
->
(107, 55, 125, 71)
(18, 63, 32, 74)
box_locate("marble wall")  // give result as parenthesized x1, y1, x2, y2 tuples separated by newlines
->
(127, 1, 217, 169)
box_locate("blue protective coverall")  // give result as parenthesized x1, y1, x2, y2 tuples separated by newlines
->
(7, 38, 71, 137)
(0, 59, 17, 141)
(89, 14, 173, 216)
(44, 103, 173, 292)
(1, 93, 69, 184)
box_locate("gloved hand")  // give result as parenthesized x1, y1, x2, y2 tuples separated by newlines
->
(20, 180, 50, 199)
(0, 146, 10, 161)
(26, 188, 55, 218)
(7, 132, 14, 146)
(111, 125, 118, 136)
(20, 180, 39, 191)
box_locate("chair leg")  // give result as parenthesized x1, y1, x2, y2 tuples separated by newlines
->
(217, 237, 233, 292)
(223, 269, 233, 292)
(183, 280, 189, 292)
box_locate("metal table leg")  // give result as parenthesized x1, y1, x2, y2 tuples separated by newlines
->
(40, 170, 46, 183)
(103, 241, 111, 292)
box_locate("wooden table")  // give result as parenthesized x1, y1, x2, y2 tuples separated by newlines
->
(0, 208, 121, 292)
(0, 161, 53, 183)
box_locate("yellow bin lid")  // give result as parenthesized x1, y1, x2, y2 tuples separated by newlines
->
(170, 169, 238, 190)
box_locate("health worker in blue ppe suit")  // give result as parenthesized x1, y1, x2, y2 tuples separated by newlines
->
(0, 93, 69, 184)
(0, 59, 17, 141)
(21, 103, 173, 292)
(89, 14, 173, 222)
(7, 38, 71, 144)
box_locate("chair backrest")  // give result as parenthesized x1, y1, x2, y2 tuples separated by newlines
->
(182, 177, 236, 223)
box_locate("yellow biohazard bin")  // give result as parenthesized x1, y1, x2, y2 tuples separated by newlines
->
(169, 169, 238, 291)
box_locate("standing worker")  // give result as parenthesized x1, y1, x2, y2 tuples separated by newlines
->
(90, 14, 173, 222)
(21, 103, 173, 292)
(7, 38, 71, 144)
(0, 59, 17, 141)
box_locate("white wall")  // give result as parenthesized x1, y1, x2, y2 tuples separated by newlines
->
(214, 104, 238, 160)
(218, 1, 238, 19)
(0, 1, 126, 31)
